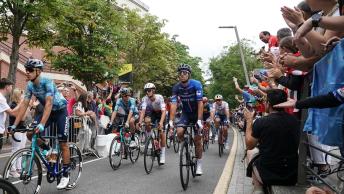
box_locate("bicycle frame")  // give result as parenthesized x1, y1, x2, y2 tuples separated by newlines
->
(25, 134, 65, 178)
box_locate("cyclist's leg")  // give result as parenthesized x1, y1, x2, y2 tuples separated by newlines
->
(192, 116, 202, 160)
(144, 115, 152, 135)
(53, 108, 70, 174)
(176, 113, 187, 142)
(215, 116, 222, 143)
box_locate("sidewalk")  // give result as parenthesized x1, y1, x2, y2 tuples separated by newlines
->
(227, 130, 253, 194)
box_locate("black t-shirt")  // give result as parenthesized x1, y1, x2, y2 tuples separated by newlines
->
(252, 112, 300, 185)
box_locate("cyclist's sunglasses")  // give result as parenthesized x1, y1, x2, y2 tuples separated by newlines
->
(178, 70, 189, 76)
(25, 67, 35, 73)
(121, 94, 129, 98)
(145, 88, 154, 93)
(215, 99, 222, 102)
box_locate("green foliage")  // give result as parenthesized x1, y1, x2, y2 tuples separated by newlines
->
(46, 0, 126, 90)
(208, 39, 262, 108)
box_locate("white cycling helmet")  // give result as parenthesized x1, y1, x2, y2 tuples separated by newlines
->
(214, 94, 223, 100)
(144, 83, 156, 90)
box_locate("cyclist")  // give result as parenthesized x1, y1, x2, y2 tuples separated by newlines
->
(168, 64, 204, 175)
(210, 94, 230, 149)
(137, 83, 167, 164)
(108, 88, 139, 149)
(202, 97, 212, 143)
(9, 59, 71, 189)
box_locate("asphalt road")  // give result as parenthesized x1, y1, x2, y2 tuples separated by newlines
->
(1, 130, 233, 194)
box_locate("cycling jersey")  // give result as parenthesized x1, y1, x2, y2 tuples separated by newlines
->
(24, 77, 67, 111)
(113, 97, 138, 116)
(171, 79, 203, 113)
(203, 103, 211, 120)
(141, 94, 166, 113)
(212, 101, 229, 116)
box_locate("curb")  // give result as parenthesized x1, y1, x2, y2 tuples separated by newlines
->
(213, 126, 238, 194)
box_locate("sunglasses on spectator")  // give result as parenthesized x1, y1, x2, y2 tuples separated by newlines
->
(178, 71, 189, 76)
(25, 67, 35, 73)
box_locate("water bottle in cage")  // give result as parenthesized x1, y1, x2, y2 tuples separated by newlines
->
(125, 132, 131, 144)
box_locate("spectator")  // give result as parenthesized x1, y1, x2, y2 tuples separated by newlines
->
(276, 27, 292, 41)
(245, 89, 300, 193)
(0, 79, 17, 153)
(59, 84, 79, 116)
(259, 31, 278, 50)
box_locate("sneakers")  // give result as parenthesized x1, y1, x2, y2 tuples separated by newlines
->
(160, 148, 165, 164)
(57, 176, 70, 190)
(9, 170, 20, 178)
(196, 160, 203, 175)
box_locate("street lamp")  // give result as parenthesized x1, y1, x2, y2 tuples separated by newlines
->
(219, 26, 250, 86)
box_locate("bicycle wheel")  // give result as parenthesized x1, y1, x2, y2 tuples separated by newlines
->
(190, 142, 197, 178)
(179, 142, 190, 190)
(218, 127, 224, 157)
(129, 134, 140, 163)
(109, 136, 123, 170)
(173, 130, 179, 153)
(144, 136, 155, 174)
(0, 178, 20, 194)
(2, 148, 42, 194)
(64, 143, 82, 190)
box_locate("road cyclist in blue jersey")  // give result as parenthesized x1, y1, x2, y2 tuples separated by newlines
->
(108, 88, 139, 154)
(168, 64, 204, 175)
(8, 59, 71, 189)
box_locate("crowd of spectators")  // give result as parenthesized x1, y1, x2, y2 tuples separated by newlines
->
(231, 0, 344, 193)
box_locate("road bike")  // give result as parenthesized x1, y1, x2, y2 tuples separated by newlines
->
(2, 122, 82, 194)
(143, 124, 163, 174)
(108, 123, 140, 170)
(179, 124, 199, 190)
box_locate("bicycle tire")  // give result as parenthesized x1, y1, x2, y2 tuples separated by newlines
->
(190, 139, 197, 178)
(0, 178, 20, 194)
(2, 148, 42, 194)
(63, 143, 82, 190)
(139, 131, 146, 154)
(173, 131, 179, 153)
(166, 130, 171, 149)
(144, 136, 155, 174)
(218, 127, 224, 157)
(109, 136, 123, 170)
(129, 134, 140, 163)
(179, 142, 190, 190)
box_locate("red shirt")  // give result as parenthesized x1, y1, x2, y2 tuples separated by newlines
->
(268, 35, 278, 49)
(67, 98, 76, 116)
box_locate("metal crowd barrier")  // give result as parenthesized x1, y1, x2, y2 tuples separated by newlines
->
(43, 116, 99, 158)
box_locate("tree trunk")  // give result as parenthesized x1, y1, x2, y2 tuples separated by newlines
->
(7, 33, 21, 86)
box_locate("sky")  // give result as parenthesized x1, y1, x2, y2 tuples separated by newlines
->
(143, 0, 302, 71)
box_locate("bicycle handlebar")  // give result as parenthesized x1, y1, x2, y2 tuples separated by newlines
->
(10, 123, 38, 142)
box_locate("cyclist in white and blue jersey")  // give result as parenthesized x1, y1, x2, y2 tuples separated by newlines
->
(168, 64, 204, 175)
(9, 59, 71, 189)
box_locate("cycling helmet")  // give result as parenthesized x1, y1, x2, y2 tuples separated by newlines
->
(202, 96, 208, 103)
(120, 88, 130, 96)
(214, 94, 223, 100)
(144, 83, 156, 90)
(24, 59, 44, 69)
(177, 64, 192, 74)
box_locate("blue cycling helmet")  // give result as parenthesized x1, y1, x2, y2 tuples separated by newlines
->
(177, 64, 192, 74)
(24, 59, 44, 69)
(120, 88, 130, 96)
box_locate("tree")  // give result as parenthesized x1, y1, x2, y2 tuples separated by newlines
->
(122, 9, 180, 96)
(46, 0, 126, 90)
(208, 39, 262, 108)
(0, 0, 59, 84)
(171, 36, 204, 84)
